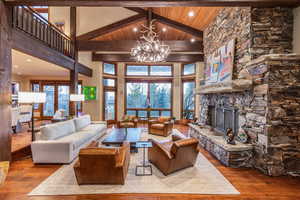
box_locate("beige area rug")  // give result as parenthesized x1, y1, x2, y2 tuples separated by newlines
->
(0, 161, 9, 186)
(29, 129, 239, 196)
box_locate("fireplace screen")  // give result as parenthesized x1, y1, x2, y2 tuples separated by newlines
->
(208, 106, 239, 134)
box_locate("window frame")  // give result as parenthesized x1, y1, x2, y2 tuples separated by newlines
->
(182, 63, 196, 76)
(103, 62, 117, 76)
(125, 64, 173, 77)
(181, 78, 196, 120)
(124, 80, 173, 119)
(30, 80, 83, 119)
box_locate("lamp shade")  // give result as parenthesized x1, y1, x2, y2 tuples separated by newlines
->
(70, 94, 85, 102)
(18, 92, 46, 103)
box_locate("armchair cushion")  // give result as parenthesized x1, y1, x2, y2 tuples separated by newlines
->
(119, 122, 135, 127)
(158, 117, 170, 123)
(151, 123, 165, 130)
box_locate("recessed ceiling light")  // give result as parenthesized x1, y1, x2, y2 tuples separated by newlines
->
(162, 27, 167, 32)
(133, 27, 138, 32)
(190, 38, 196, 43)
(188, 11, 195, 17)
(26, 58, 32, 62)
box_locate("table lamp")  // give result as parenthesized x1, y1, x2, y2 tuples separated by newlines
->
(70, 94, 85, 117)
(18, 92, 46, 141)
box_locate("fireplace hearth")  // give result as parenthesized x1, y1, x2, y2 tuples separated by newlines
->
(208, 106, 239, 135)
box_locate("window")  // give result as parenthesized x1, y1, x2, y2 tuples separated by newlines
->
(126, 82, 148, 109)
(126, 65, 172, 76)
(103, 78, 116, 87)
(127, 65, 148, 76)
(183, 63, 196, 75)
(31, 6, 49, 20)
(30, 80, 82, 119)
(149, 83, 171, 109)
(182, 81, 196, 119)
(103, 63, 116, 75)
(150, 65, 172, 76)
(126, 82, 172, 118)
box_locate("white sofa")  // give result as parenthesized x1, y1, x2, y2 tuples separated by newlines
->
(31, 115, 107, 164)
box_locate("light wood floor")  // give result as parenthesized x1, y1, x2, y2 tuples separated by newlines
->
(2, 124, 300, 200)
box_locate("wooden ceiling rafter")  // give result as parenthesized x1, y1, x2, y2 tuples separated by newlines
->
(125, 7, 203, 38)
(5, 0, 300, 7)
(77, 40, 203, 52)
(76, 14, 146, 41)
(92, 52, 204, 62)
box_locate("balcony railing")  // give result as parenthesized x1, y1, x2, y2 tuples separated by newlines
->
(12, 6, 75, 58)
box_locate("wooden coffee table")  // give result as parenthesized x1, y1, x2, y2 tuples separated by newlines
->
(102, 128, 142, 152)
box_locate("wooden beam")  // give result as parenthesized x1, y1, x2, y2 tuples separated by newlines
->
(77, 62, 92, 77)
(70, 6, 78, 116)
(0, 2, 12, 161)
(77, 40, 203, 52)
(92, 53, 204, 62)
(5, 0, 299, 7)
(77, 14, 146, 41)
(12, 29, 93, 77)
(126, 7, 203, 38)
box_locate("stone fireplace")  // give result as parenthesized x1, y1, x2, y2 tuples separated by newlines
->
(208, 106, 239, 135)
(189, 7, 300, 176)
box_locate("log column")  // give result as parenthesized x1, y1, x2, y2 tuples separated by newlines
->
(70, 6, 78, 116)
(0, 0, 12, 161)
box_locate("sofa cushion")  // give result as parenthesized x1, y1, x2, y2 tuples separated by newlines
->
(81, 124, 106, 136)
(74, 115, 91, 131)
(56, 131, 95, 150)
(40, 120, 76, 140)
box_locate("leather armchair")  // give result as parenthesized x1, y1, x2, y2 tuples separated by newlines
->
(74, 141, 130, 185)
(148, 135, 199, 175)
(148, 117, 173, 137)
(117, 115, 138, 128)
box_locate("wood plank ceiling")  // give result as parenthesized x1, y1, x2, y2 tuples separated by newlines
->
(93, 7, 222, 41)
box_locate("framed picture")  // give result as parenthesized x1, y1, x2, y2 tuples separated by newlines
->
(205, 39, 235, 85)
(83, 86, 97, 100)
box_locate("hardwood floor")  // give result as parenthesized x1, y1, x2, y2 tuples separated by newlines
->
(2, 124, 300, 200)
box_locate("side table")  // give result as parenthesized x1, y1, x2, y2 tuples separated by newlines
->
(135, 141, 152, 176)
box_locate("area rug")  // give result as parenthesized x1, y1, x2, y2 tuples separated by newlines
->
(29, 129, 239, 196)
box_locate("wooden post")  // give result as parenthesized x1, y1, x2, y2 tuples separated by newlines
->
(0, 0, 12, 161)
(70, 6, 78, 117)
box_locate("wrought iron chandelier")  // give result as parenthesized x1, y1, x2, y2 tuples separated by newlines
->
(131, 20, 170, 63)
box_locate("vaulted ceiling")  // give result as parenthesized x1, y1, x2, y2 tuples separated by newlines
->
(78, 7, 222, 42)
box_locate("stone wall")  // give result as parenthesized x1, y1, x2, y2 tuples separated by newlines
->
(251, 8, 294, 58)
(244, 55, 300, 176)
(199, 7, 297, 176)
(204, 7, 252, 78)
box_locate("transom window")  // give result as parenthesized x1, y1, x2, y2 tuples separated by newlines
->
(183, 63, 196, 75)
(103, 63, 116, 75)
(126, 65, 172, 76)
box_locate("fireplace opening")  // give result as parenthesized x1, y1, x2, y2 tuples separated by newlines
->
(207, 106, 239, 135)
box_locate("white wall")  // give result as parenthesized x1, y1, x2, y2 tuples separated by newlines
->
(78, 52, 102, 121)
(293, 7, 300, 53)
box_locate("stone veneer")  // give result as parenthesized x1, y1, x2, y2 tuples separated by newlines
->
(197, 7, 298, 176)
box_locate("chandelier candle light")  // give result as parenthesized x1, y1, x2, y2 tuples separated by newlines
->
(131, 20, 170, 63)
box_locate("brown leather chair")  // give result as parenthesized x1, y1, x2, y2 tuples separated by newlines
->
(148, 135, 199, 175)
(74, 141, 130, 185)
(148, 117, 173, 137)
(117, 115, 138, 128)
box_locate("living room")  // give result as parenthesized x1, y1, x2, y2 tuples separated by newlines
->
(1, 1, 300, 200)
